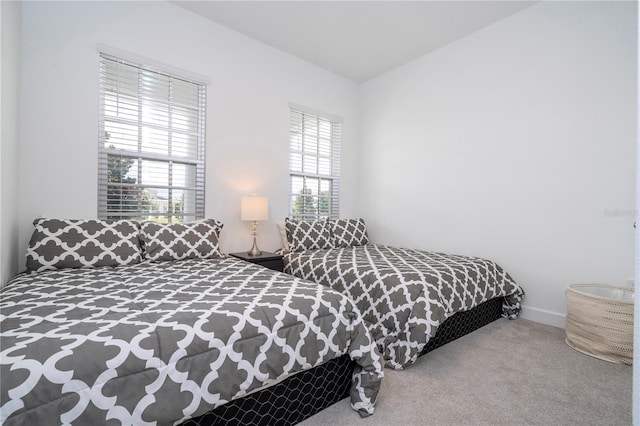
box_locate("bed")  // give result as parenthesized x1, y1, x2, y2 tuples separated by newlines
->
(1, 218, 383, 425)
(282, 217, 525, 370)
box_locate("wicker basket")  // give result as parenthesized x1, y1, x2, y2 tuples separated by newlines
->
(565, 284, 634, 365)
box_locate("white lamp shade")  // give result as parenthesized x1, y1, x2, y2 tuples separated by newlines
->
(241, 196, 268, 221)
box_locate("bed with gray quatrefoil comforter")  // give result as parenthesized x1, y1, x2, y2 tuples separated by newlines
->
(1, 257, 383, 425)
(284, 244, 524, 370)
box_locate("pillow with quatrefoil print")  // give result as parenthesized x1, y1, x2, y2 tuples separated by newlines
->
(26, 218, 143, 272)
(284, 217, 333, 252)
(330, 218, 369, 248)
(140, 219, 224, 261)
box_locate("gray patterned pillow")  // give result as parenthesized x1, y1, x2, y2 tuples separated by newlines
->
(284, 218, 333, 252)
(26, 218, 142, 272)
(140, 219, 224, 261)
(330, 218, 369, 248)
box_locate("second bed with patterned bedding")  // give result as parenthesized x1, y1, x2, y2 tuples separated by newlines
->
(283, 218, 525, 370)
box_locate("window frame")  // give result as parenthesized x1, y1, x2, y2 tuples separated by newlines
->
(288, 105, 341, 221)
(97, 51, 207, 223)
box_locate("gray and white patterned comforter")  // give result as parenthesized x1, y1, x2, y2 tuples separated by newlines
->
(1, 257, 383, 425)
(284, 245, 524, 370)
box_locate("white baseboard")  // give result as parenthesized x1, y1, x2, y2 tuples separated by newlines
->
(519, 305, 566, 329)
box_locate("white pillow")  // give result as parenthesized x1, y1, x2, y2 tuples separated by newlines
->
(277, 221, 289, 251)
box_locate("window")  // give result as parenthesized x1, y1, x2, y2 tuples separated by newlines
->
(98, 53, 206, 223)
(289, 106, 341, 220)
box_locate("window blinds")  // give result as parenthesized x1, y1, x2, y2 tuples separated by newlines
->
(289, 107, 341, 220)
(98, 53, 206, 223)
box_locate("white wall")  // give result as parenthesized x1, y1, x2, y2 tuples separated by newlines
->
(17, 0, 360, 268)
(359, 1, 637, 327)
(1, 1, 22, 285)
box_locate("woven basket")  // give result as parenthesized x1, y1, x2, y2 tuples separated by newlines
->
(565, 283, 634, 365)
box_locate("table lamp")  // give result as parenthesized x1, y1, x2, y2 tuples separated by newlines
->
(241, 195, 268, 256)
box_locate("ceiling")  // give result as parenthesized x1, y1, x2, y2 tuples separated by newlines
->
(171, 1, 537, 83)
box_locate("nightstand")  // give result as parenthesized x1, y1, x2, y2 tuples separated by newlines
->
(229, 251, 284, 273)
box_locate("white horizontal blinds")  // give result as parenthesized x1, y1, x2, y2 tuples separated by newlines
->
(289, 108, 341, 220)
(98, 53, 206, 223)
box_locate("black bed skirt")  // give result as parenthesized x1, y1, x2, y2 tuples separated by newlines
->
(182, 296, 504, 426)
(181, 354, 354, 426)
(420, 295, 504, 356)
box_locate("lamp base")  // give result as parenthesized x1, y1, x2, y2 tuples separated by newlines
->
(247, 237, 262, 256)
(247, 221, 262, 256)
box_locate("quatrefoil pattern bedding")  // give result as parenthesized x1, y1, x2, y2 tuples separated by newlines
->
(331, 218, 369, 248)
(0, 258, 383, 425)
(284, 218, 370, 252)
(140, 219, 224, 261)
(25, 218, 142, 272)
(284, 244, 524, 369)
(284, 218, 333, 252)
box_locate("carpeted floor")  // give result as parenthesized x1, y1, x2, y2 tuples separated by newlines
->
(301, 318, 632, 426)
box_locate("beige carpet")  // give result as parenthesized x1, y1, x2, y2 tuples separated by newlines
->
(301, 318, 632, 426)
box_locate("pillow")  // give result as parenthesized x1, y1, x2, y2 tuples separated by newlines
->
(284, 217, 333, 252)
(330, 218, 369, 248)
(25, 218, 142, 272)
(277, 221, 289, 251)
(140, 219, 224, 262)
